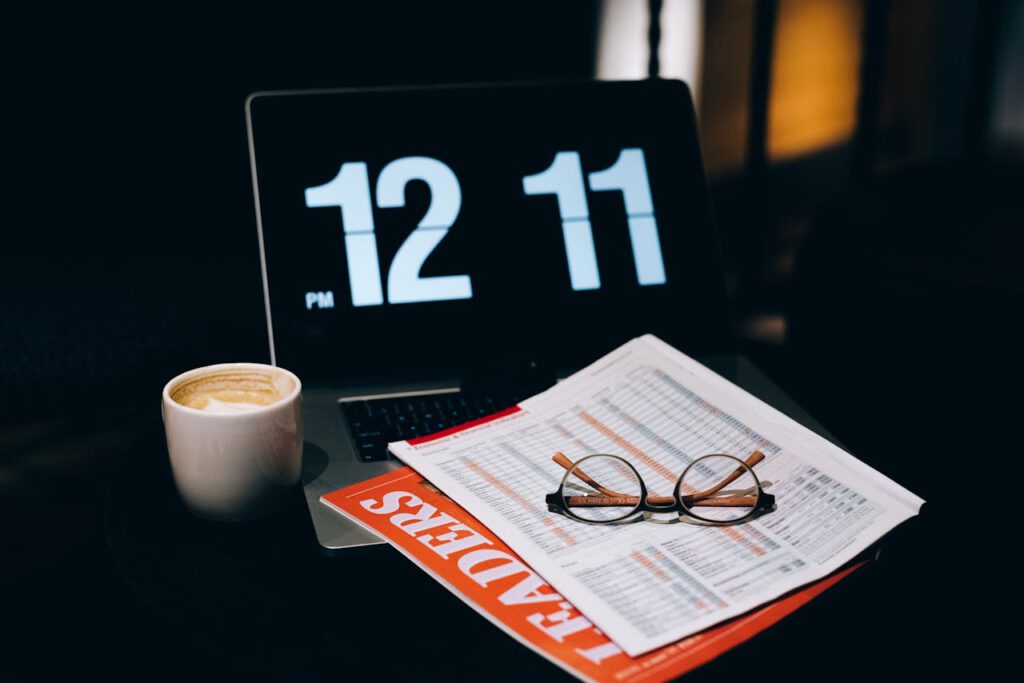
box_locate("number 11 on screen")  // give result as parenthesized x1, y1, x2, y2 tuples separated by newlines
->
(523, 147, 667, 291)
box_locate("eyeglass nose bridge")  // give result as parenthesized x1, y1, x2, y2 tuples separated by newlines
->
(645, 496, 678, 512)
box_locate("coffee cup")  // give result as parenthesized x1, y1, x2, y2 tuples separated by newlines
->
(161, 362, 302, 521)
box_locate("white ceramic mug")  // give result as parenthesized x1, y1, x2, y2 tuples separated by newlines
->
(161, 362, 303, 521)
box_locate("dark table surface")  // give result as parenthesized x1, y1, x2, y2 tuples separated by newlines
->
(1, 393, 1000, 682)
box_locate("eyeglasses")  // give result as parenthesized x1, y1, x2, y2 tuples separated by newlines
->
(544, 450, 775, 525)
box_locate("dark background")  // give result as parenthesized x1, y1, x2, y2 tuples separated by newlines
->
(3, 1, 1021, 680)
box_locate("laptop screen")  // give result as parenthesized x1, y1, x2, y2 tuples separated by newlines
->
(247, 80, 732, 383)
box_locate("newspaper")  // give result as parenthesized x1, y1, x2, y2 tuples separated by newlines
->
(385, 335, 924, 655)
(322, 467, 867, 682)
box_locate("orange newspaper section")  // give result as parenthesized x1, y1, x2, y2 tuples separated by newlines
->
(323, 467, 865, 683)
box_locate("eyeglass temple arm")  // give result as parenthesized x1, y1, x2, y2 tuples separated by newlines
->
(552, 450, 766, 502)
(552, 451, 630, 497)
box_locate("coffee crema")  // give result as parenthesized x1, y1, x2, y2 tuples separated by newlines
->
(170, 370, 291, 412)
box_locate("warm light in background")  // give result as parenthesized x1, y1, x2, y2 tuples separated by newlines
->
(598, 0, 966, 172)
(698, 0, 755, 175)
(767, 0, 864, 161)
(596, 0, 704, 102)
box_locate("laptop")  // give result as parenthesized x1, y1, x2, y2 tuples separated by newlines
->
(245, 80, 737, 552)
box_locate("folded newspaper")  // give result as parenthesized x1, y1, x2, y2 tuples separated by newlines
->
(325, 335, 923, 663)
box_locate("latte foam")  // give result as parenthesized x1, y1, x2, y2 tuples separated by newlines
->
(170, 370, 292, 411)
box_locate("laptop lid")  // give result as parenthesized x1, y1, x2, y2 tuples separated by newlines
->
(246, 79, 733, 385)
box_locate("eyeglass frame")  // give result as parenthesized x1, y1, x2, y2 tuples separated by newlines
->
(544, 450, 776, 526)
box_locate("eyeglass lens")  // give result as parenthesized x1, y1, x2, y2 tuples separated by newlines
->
(678, 454, 759, 523)
(561, 455, 643, 523)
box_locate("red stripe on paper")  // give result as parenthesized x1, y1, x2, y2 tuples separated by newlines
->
(405, 405, 522, 446)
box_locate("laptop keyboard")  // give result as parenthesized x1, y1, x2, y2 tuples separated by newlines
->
(341, 391, 527, 462)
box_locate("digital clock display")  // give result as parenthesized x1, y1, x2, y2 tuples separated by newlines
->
(247, 80, 731, 382)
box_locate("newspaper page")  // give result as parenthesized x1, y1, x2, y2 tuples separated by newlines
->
(387, 335, 924, 655)
(322, 467, 866, 683)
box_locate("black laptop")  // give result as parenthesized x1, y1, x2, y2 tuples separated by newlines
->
(245, 79, 737, 551)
